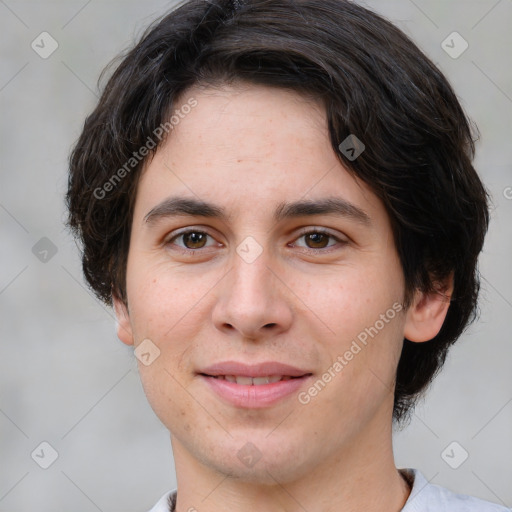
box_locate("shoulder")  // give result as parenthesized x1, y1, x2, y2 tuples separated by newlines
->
(147, 489, 177, 512)
(401, 468, 510, 512)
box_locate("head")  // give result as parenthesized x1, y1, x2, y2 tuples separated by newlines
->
(66, 0, 489, 483)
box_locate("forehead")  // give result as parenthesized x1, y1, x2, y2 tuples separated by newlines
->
(168, 82, 329, 170)
(133, 82, 387, 229)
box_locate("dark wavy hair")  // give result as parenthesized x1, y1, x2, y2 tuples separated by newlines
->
(66, 0, 490, 425)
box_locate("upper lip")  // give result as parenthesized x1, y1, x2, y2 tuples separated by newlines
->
(198, 361, 311, 378)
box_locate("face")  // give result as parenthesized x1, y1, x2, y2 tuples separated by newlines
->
(114, 83, 441, 485)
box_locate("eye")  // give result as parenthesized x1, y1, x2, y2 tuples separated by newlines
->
(166, 229, 218, 251)
(292, 228, 346, 251)
(165, 227, 346, 254)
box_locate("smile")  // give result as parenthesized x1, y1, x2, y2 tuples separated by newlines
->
(200, 374, 311, 408)
(206, 375, 298, 385)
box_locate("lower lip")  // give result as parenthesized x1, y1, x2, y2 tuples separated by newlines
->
(200, 375, 311, 408)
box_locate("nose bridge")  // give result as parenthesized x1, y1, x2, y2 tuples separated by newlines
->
(228, 246, 275, 309)
(212, 242, 293, 337)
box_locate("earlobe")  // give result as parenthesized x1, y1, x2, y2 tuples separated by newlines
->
(403, 273, 454, 343)
(113, 295, 135, 346)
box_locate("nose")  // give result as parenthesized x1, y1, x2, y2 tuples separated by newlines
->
(211, 248, 294, 341)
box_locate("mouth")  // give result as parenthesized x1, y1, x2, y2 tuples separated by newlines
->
(197, 361, 313, 408)
(200, 374, 303, 385)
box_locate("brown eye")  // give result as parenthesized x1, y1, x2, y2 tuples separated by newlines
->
(292, 229, 345, 252)
(304, 232, 330, 249)
(167, 230, 216, 251)
(182, 232, 207, 249)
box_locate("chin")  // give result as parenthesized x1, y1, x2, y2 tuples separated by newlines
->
(213, 458, 309, 486)
(201, 435, 313, 485)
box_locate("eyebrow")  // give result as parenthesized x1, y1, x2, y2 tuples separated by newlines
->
(143, 196, 371, 226)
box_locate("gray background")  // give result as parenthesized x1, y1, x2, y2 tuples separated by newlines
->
(1, 0, 511, 510)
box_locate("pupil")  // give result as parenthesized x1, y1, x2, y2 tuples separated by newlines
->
(307, 233, 328, 248)
(185, 232, 206, 248)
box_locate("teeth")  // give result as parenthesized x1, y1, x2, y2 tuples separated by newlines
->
(252, 377, 270, 385)
(215, 375, 287, 385)
(235, 376, 253, 385)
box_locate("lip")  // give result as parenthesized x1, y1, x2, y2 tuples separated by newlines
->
(198, 361, 313, 409)
(199, 361, 310, 378)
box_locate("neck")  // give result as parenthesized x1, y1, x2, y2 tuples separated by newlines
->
(170, 407, 411, 512)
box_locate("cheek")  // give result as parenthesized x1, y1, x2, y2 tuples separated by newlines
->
(294, 262, 403, 342)
(296, 262, 406, 396)
(127, 269, 204, 426)
(137, 364, 202, 442)
(125, 257, 207, 341)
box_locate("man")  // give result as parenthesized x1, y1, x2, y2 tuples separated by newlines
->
(66, 0, 508, 510)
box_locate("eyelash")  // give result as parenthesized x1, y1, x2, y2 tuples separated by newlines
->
(165, 227, 347, 255)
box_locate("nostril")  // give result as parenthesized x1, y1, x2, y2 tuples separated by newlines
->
(264, 323, 277, 329)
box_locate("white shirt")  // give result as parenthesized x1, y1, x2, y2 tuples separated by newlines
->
(148, 468, 510, 511)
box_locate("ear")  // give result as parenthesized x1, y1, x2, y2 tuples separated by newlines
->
(403, 272, 454, 343)
(113, 294, 135, 346)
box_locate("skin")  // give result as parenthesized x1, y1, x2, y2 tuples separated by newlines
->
(114, 83, 452, 512)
